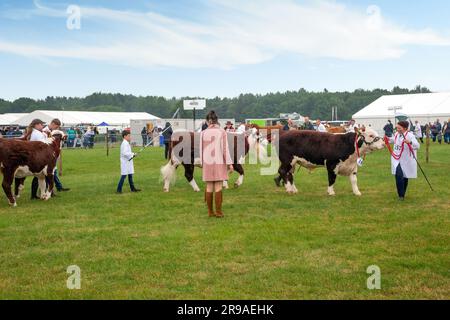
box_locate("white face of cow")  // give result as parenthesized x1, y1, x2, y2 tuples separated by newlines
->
(359, 128, 385, 153)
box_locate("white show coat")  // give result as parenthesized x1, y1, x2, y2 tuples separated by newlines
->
(388, 131, 420, 179)
(30, 129, 48, 142)
(317, 123, 327, 132)
(120, 140, 135, 175)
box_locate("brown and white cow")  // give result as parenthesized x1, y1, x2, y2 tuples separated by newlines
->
(0, 130, 65, 207)
(277, 128, 385, 196)
(160, 129, 264, 192)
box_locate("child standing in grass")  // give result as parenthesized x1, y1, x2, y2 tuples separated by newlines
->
(117, 130, 141, 194)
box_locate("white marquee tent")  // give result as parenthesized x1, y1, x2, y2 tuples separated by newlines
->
(353, 92, 450, 134)
(13, 110, 160, 127)
(0, 113, 29, 125)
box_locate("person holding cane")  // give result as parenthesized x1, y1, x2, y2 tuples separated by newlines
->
(386, 121, 420, 201)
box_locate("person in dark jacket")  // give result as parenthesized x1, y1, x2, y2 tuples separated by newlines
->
(162, 122, 173, 159)
(383, 120, 394, 137)
(141, 127, 148, 147)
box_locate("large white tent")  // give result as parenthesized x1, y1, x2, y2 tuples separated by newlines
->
(0, 113, 29, 125)
(353, 92, 450, 134)
(14, 110, 160, 127)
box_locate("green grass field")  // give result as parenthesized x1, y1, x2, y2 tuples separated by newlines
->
(0, 142, 449, 300)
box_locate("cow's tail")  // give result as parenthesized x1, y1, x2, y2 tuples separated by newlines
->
(160, 160, 177, 192)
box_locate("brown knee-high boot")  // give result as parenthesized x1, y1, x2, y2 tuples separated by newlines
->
(215, 191, 224, 218)
(206, 192, 214, 217)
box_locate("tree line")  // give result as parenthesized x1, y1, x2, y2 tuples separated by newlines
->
(0, 85, 431, 122)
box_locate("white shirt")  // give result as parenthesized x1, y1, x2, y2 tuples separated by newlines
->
(388, 131, 420, 179)
(317, 123, 327, 133)
(120, 140, 135, 175)
(30, 129, 47, 142)
(237, 124, 246, 133)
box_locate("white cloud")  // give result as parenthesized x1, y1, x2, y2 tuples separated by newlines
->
(0, 0, 448, 68)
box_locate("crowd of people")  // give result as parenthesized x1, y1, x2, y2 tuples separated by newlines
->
(384, 118, 450, 144)
(0, 126, 23, 138)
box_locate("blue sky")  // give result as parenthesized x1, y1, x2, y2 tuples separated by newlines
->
(0, 0, 450, 101)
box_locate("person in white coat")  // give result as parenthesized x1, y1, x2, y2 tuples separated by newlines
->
(27, 119, 48, 200)
(387, 121, 420, 201)
(117, 130, 141, 194)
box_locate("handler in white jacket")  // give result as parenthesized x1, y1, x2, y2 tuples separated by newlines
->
(387, 121, 420, 200)
(117, 130, 141, 194)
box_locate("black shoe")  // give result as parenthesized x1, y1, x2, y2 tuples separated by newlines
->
(116, 191, 123, 194)
(31, 196, 40, 200)
(399, 197, 405, 201)
(58, 188, 71, 192)
(131, 189, 141, 193)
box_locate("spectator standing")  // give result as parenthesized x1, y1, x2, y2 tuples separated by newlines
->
(302, 117, 315, 130)
(443, 120, 450, 144)
(383, 120, 394, 137)
(162, 122, 173, 160)
(141, 127, 148, 147)
(316, 119, 327, 132)
(413, 120, 423, 143)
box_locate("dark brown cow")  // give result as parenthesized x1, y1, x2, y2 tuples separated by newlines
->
(161, 129, 263, 192)
(277, 128, 385, 196)
(0, 131, 65, 207)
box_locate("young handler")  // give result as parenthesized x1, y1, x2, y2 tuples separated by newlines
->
(117, 130, 141, 194)
(386, 121, 420, 201)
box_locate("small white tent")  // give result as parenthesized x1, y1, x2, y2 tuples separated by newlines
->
(14, 110, 160, 127)
(353, 92, 450, 134)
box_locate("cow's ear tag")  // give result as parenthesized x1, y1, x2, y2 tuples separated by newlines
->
(357, 157, 364, 167)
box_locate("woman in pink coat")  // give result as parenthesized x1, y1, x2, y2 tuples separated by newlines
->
(200, 111, 234, 218)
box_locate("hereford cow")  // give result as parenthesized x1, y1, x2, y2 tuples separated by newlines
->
(160, 129, 264, 192)
(277, 128, 385, 196)
(0, 130, 65, 207)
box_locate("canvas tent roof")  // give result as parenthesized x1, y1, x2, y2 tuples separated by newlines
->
(0, 113, 28, 125)
(353, 92, 450, 119)
(14, 110, 160, 127)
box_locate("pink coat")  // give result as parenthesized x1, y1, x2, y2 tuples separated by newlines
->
(200, 125, 233, 182)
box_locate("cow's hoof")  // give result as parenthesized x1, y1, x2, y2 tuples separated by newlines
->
(9, 202, 17, 207)
(163, 188, 169, 193)
(234, 183, 240, 189)
(328, 192, 336, 196)
(193, 188, 200, 192)
(354, 192, 362, 196)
